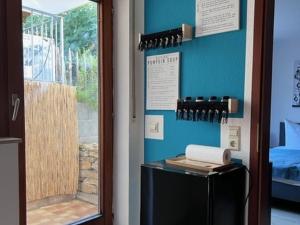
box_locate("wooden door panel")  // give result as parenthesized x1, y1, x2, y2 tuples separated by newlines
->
(0, 0, 9, 137)
(5, 1, 27, 225)
(249, 0, 275, 225)
(4, 0, 113, 225)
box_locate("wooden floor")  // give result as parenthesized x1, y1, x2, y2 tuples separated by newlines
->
(27, 200, 98, 225)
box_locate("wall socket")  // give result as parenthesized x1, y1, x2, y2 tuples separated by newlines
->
(228, 126, 241, 151)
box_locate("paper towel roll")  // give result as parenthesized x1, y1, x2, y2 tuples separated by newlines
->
(185, 145, 232, 165)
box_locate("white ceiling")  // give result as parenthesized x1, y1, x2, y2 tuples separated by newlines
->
(21, 0, 299, 36)
(23, 0, 90, 15)
(274, 0, 300, 40)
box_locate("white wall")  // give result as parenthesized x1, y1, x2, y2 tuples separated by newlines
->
(221, 0, 255, 169)
(270, 38, 300, 147)
(220, 1, 255, 224)
(270, 0, 300, 147)
(113, 0, 144, 225)
(129, 0, 145, 225)
(0, 141, 20, 225)
(113, 0, 131, 223)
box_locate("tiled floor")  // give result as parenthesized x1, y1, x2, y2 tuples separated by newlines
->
(27, 199, 300, 225)
(27, 200, 98, 225)
(271, 208, 300, 225)
(271, 199, 300, 225)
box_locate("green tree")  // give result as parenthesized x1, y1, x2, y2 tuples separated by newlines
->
(62, 3, 98, 54)
(23, 3, 97, 54)
(76, 50, 98, 110)
(23, 3, 99, 108)
(62, 3, 99, 109)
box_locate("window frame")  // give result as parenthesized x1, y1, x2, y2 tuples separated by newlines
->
(3, 0, 113, 224)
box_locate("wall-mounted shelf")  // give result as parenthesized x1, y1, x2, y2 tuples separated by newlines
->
(176, 96, 239, 124)
(138, 24, 193, 51)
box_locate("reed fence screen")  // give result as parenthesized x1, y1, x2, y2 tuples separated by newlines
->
(25, 80, 79, 202)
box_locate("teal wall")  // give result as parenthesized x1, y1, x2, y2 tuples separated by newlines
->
(145, 0, 247, 162)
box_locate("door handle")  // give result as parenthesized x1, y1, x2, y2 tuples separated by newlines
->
(12, 94, 20, 121)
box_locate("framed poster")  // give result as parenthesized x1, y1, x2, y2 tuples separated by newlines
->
(196, 0, 240, 37)
(293, 61, 300, 107)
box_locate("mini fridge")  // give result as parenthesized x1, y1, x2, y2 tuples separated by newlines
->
(141, 161, 246, 225)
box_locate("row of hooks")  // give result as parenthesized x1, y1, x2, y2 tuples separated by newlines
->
(138, 24, 192, 51)
(176, 96, 239, 124)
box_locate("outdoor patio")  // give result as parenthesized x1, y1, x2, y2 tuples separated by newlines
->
(22, 1, 100, 224)
(27, 200, 98, 225)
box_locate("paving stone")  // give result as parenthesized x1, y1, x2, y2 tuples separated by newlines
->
(80, 183, 97, 194)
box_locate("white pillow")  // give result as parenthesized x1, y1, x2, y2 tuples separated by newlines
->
(285, 120, 300, 149)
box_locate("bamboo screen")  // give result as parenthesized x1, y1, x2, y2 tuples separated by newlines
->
(25, 81, 79, 202)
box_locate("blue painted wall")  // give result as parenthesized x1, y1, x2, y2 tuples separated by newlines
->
(145, 0, 247, 162)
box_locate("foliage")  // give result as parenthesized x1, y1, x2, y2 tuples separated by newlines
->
(23, 3, 99, 109)
(63, 3, 99, 109)
(62, 3, 98, 54)
(76, 51, 98, 110)
(23, 14, 55, 37)
(23, 3, 97, 54)
(23, 14, 43, 30)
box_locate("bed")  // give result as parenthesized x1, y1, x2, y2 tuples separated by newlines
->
(270, 122, 300, 202)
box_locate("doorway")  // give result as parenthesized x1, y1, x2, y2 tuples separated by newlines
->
(249, 0, 300, 225)
(269, 0, 300, 224)
(23, 2, 100, 224)
(3, 0, 113, 224)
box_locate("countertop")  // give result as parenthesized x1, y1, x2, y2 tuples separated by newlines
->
(0, 138, 22, 144)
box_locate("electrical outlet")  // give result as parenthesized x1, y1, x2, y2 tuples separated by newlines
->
(228, 126, 241, 151)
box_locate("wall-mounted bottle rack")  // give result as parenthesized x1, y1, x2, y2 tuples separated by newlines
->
(138, 24, 193, 51)
(176, 96, 239, 124)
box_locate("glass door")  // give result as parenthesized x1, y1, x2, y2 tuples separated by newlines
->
(5, 0, 113, 224)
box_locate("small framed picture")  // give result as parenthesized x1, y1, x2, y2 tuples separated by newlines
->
(293, 61, 300, 107)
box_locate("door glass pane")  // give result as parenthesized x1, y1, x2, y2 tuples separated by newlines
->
(22, 1, 100, 224)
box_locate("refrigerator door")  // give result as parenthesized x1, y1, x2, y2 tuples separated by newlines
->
(141, 164, 211, 225)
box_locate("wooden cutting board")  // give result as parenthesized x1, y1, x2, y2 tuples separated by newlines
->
(165, 156, 233, 172)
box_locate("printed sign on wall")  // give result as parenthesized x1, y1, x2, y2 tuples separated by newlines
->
(293, 61, 300, 107)
(146, 52, 180, 110)
(196, 0, 240, 37)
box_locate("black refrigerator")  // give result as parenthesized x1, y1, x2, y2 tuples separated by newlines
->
(141, 161, 246, 225)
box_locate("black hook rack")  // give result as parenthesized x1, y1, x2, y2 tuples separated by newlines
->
(138, 24, 192, 51)
(176, 96, 239, 124)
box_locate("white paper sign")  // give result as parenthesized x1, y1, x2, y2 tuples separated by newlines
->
(196, 0, 240, 37)
(146, 52, 180, 110)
